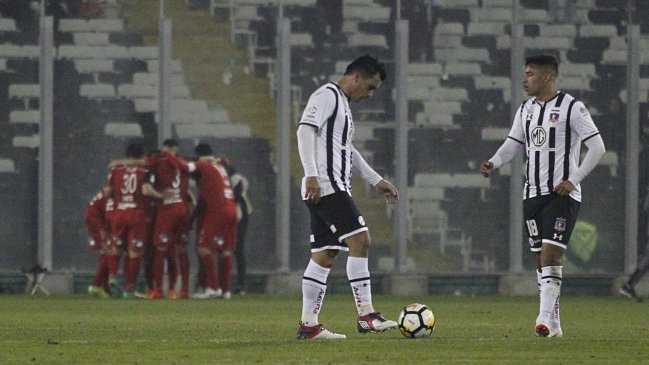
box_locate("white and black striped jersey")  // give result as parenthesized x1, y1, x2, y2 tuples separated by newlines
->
(507, 91, 600, 202)
(298, 82, 355, 197)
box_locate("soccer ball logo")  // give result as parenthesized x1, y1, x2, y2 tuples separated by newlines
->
(397, 303, 436, 338)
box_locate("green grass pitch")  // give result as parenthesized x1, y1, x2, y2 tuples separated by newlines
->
(0, 294, 647, 364)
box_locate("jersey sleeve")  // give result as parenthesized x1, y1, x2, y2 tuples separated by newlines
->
(507, 102, 527, 144)
(571, 101, 600, 140)
(298, 87, 336, 131)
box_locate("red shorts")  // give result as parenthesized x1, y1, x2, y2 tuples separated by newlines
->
(197, 207, 238, 252)
(152, 203, 190, 248)
(110, 208, 148, 254)
(85, 215, 108, 250)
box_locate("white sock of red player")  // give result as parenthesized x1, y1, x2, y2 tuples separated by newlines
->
(200, 253, 219, 290)
(167, 255, 177, 293)
(220, 253, 233, 293)
(152, 249, 166, 292)
(178, 251, 190, 292)
(124, 256, 142, 293)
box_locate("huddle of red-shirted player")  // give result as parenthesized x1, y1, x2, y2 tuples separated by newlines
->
(84, 141, 239, 299)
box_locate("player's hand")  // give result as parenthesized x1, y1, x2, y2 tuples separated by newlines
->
(554, 180, 575, 196)
(375, 180, 399, 204)
(304, 176, 321, 204)
(480, 161, 494, 177)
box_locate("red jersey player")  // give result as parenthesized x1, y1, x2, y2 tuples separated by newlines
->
(84, 190, 114, 298)
(146, 139, 192, 299)
(104, 143, 150, 299)
(163, 143, 238, 299)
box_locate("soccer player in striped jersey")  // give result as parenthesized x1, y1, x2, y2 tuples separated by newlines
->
(296, 55, 400, 340)
(481, 54, 606, 337)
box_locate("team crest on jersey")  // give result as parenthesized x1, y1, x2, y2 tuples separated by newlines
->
(549, 112, 560, 123)
(358, 216, 365, 226)
(308, 106, 317, 114)
(554, 217, 567, 232)
(530, 126, 546, 146)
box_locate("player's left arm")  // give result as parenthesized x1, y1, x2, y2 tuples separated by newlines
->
(556, 102, 606, 196)
(351, 146, 399, 204)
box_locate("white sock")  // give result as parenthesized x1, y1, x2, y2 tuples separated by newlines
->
(347, 256, 374, 316)
(301, 259, 330, 326)
(536, 269, 542, 298)
(537, 266, 562, 325)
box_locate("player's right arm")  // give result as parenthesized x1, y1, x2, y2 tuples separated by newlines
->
(296, 87, 335, 203)
(481, 103, 526, 177)
(161, 151, 196, 174)
(297, 124, 320, 203)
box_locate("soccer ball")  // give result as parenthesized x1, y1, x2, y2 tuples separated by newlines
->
(397, 303, 436, 338)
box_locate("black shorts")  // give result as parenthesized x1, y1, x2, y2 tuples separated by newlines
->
(523, 194, 580, 252)
(305, 191, 369, 252)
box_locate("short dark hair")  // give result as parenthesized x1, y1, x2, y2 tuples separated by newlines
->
(525, 54, 558, 76)
(194, 143, 213, 157)
(162, 139, 178, 148)
(344, 55, 387, 81)
(125, 143, 145, 158)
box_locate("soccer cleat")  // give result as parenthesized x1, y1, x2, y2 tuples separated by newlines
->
(108, 278, 122, 299)
(192, 287, 223, 299)
(167, 290, 177, 299)
(87, 285, 109, 299)
(296, 323, 346, 340)
(357, 312, 398, 333)
(179, 289, 189, 299)
(619, 283, 642, 302)
(122, 291, 136, 300)
(147, 290, 163, 299)
(223, 291, 231, 299)
(535, 323, 563, 338)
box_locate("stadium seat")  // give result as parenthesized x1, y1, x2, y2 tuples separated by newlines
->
(474, 76, 510, 90)
(0, 45, 39, 58)
(423, 101, 462, 114)
(436, 22, 465, 36)
(174, 123, 252, 139)
(10, 110, 40, 124)
(12, 135, 39, 148)
(146, 59, 184, 74)
(558, 76, 590, 91)
(128, 46, 158, 60)
(436, 0, 479, 6)
(602, 49, 626, 64)
(104, 123, 143, 138)
(0, 158, 16, 173)
(480, 127, 508, 141)
(132, 72, 185, 86)
(579, 24, 617, 37)
(80, 83, 116, 99)
(540, 25, 577, 38)
(560, 63, 596, 78)
(73, 32, 110, 46)
(470, 8, 511, 22)
(74, 59, 114, 74)
(416, 112, 456, 129)
(343, 5, 390, 22)
(347, 33, 387, 48)
(444, 62, 481, 76)
(467, 22, 506, 36)
(0, 17, 17, 32)
(408, 63, 443, 76)
(9, 84, 39, 108)
(289, 33, 314, 48)
(118, 84, 157, 98)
